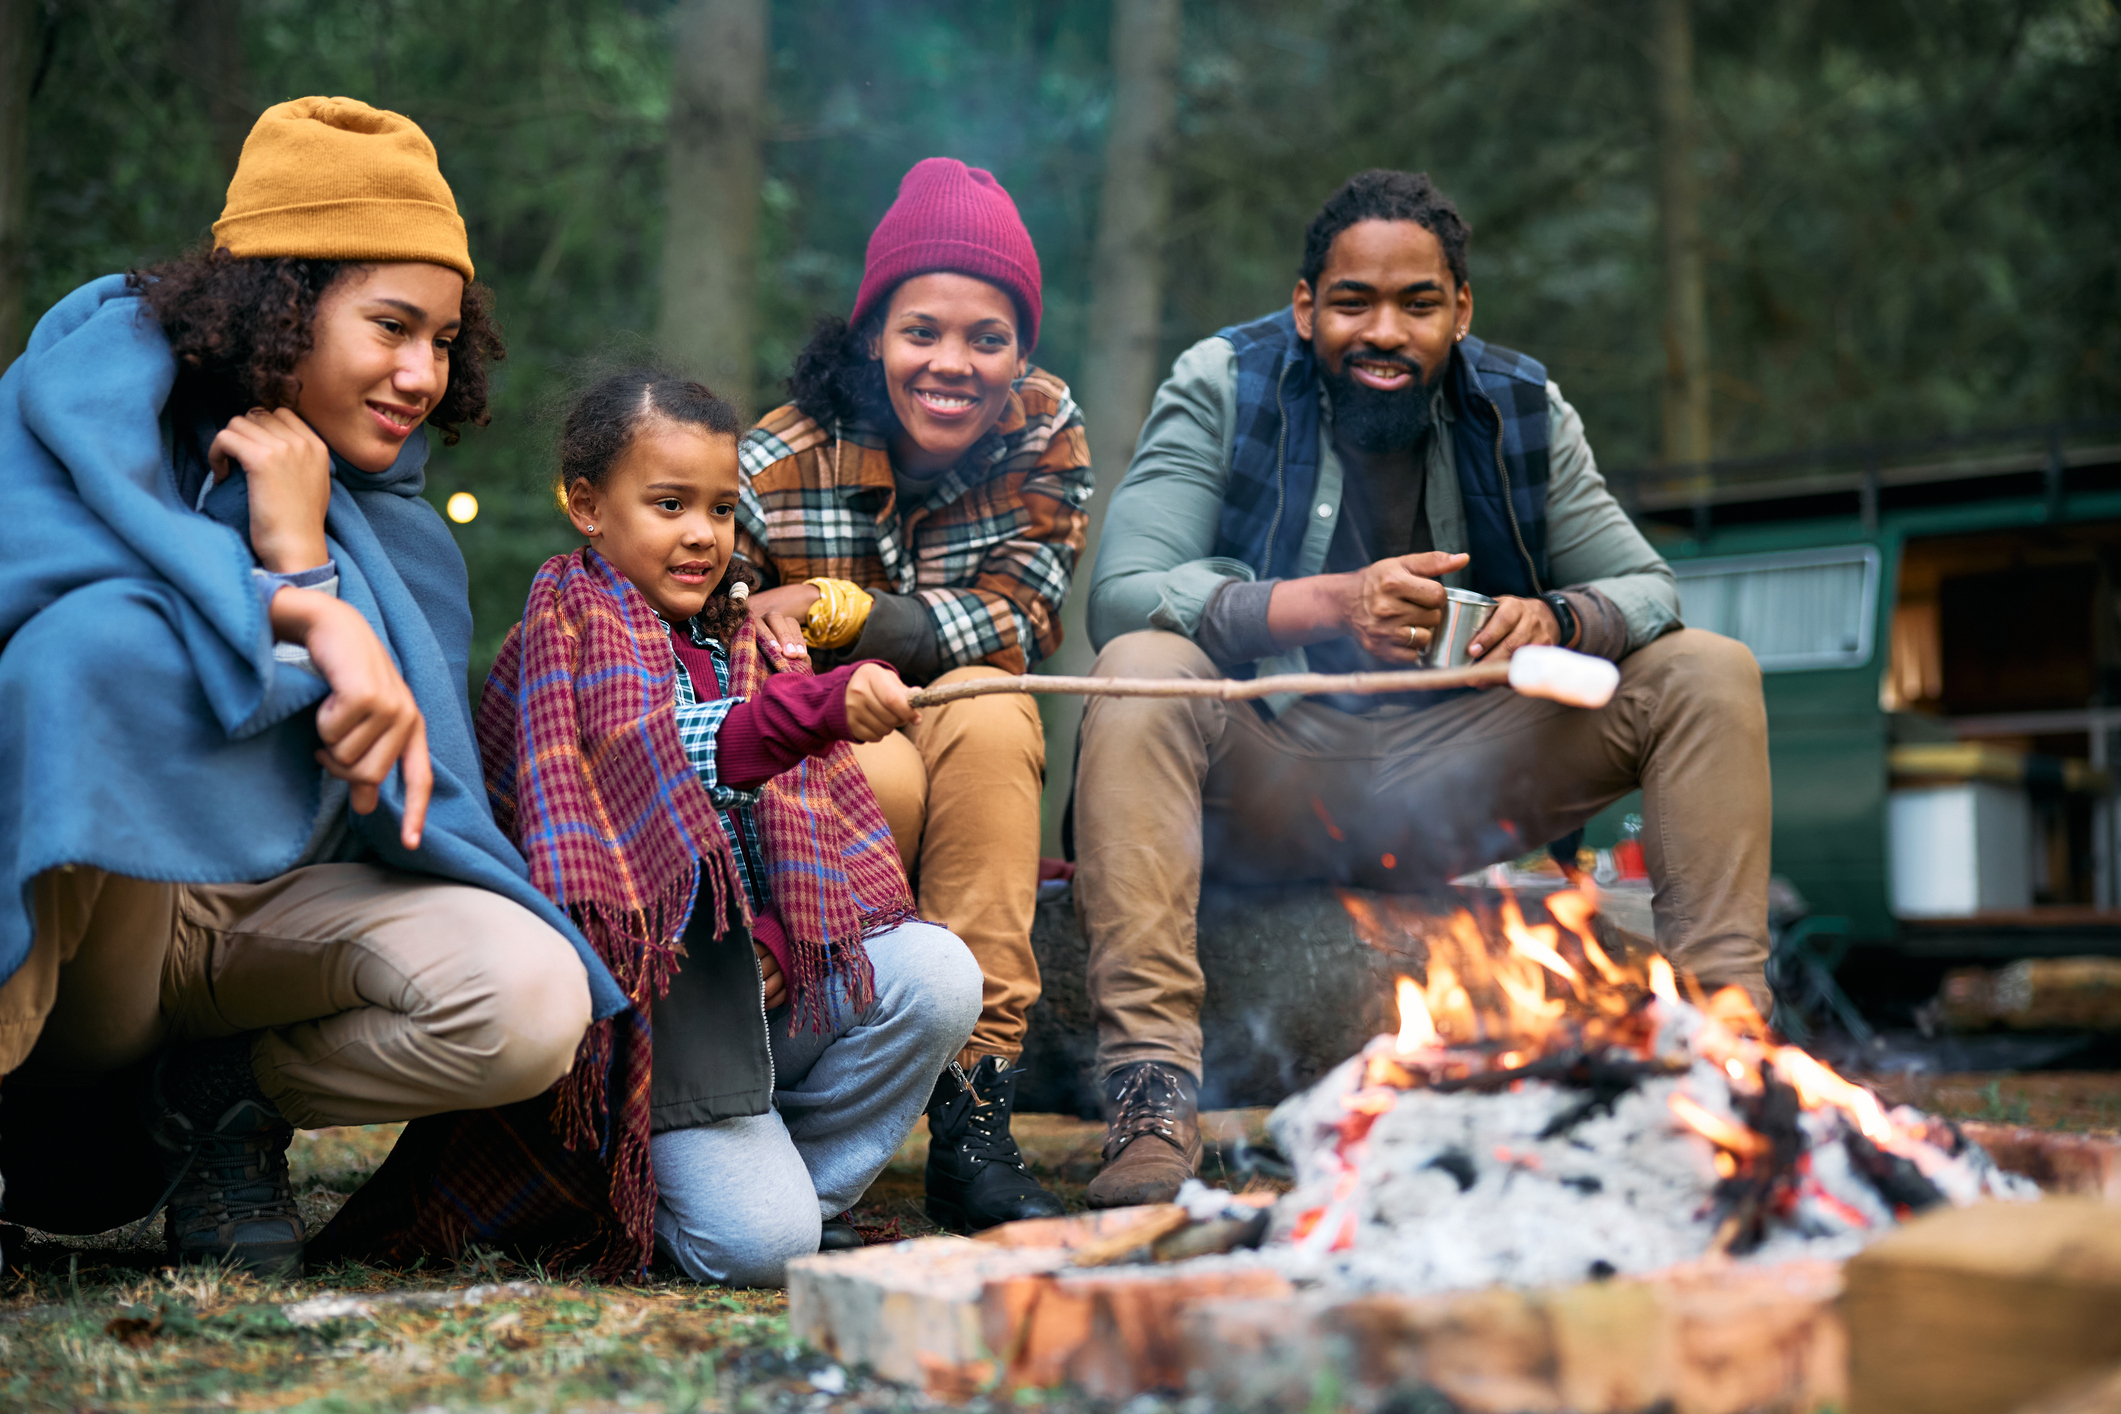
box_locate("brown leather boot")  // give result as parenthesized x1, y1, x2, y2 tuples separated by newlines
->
(1085, 1061, 1201, 1209)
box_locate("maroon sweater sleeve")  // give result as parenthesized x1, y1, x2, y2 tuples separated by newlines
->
(715, 662, 878, 790)
(665, 632, 881, 791)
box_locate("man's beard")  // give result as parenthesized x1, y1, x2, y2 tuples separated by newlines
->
(1323, 348, 1435, 455)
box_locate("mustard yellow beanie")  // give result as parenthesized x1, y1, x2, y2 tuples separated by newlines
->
(212, 96, 474, 282)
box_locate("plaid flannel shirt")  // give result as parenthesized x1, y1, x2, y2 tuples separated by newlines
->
(735, 367, 1092, 678)
(666, 620, 771, 912)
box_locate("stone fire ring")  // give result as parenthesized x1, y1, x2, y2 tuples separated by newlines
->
(788, 1123, 2121, 1413)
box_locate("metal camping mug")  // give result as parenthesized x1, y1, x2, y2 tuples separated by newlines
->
(1422, 587, 1499, 668)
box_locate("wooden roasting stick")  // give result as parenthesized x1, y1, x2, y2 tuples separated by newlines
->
(905, 645, 1622, 711)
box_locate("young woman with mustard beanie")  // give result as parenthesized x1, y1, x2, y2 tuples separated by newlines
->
(0, 98, 617, 1277)
(736, 158, 1092, 1233)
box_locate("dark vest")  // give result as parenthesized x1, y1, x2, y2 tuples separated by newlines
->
(1211, 308, 1552, 598)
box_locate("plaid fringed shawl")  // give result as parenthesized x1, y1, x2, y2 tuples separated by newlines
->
(310, 548, 913, 1279)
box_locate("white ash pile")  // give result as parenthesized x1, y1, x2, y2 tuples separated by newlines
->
(1249, 889, 2037, 1297)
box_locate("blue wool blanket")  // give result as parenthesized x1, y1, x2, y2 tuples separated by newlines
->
(0, 274, 623, 1019)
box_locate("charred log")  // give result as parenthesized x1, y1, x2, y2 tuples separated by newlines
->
(1709, 1072, 1807, 1255)
(1845, 1130, 1948, 1214)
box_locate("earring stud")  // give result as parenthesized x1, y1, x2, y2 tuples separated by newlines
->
(585, 523, 596, 533)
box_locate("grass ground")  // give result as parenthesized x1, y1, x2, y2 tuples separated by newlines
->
(1869, 1070, 2121, 1132)
(0, 1112, 1275, 1412)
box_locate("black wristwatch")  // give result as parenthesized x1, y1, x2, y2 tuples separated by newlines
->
(1540, 591, 1578, 648)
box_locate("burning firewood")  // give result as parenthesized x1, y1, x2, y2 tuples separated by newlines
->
(1253, 884, 2039, 1296)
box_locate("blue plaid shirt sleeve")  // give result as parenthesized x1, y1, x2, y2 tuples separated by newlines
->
(669, 640, 763, 812)
(668, 625, 773, 911)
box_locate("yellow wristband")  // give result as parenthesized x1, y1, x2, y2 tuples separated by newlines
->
(801, 578, 875, 650)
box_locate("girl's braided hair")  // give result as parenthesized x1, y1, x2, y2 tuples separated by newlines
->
(127, 240, 504, 442)
(558, 367, 758, 640)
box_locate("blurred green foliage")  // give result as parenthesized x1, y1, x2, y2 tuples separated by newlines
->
(18, 0, 2119, 672)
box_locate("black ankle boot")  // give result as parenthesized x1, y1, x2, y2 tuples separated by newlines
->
(145, 1036, 304, 1277)
(924, 1056, 1066, 1233)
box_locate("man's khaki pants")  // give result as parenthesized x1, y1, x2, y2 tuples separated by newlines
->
(0, 863, 593, 1128)
(1073, 628, 1773, 1083)
(852, 665, 1045, 1068)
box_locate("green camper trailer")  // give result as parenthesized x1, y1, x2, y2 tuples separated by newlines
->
(1586, 417, 2121, 1009)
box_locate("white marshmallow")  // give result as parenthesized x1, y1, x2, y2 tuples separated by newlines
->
(1506, 645, 1620, 709)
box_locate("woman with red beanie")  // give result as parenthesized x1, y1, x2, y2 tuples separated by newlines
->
(736, 157, 1090, 1233)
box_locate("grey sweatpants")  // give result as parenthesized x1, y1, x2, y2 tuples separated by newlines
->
(650, 919, 981, 1287)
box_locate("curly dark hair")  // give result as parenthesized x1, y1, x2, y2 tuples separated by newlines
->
(557, 366, 757, 639)
(126, 241, 505, 444)
(1299, 169, 1472, 291)
(785, 309, 895, 431)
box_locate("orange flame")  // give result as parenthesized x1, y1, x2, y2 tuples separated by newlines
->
(1395, 975, 1438, 1052)
(1648, 956, 1680, 1004)
(1706, 985, 1769, 1040)
(1501, 897, 1585, 998)
(1772, 1046, 1895, 1144)
(1669, 1091, 1772, 1158)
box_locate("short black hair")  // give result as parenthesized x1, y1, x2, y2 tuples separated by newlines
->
(557, 367, 741, 491)
(1299, 169, 1472, 290)
(556, 366, 754, 637)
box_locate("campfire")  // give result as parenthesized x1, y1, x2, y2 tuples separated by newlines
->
(1252, 886, 2037, 1296)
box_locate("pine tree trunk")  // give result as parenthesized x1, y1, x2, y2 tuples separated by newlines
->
(1040, 0, 1182, 852)
(0, 0, 31, 368)
(657, 0, 766, 415)
(1655, 0, 1711, 469)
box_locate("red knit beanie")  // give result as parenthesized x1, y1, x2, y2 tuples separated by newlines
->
(850, 157, 1042, 351)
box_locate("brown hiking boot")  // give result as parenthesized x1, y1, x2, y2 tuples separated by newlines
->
(1086, 1062, 1201, 1209)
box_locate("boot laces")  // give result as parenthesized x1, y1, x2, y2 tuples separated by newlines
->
(947, 1063, 1030, 1172)
(168, 1125, 295, 1233)
(1110, 1064, 1184, 1150)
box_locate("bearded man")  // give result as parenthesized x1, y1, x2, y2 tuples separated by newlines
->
(1074, 169, 1771, 1207)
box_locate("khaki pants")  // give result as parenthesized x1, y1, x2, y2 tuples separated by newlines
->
(1073, 628, 1773, 1082)
(0, 863, 593, 1128)
(852, 665, 1045, 1067)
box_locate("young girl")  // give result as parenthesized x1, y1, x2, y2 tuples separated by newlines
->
(530, 369, 983, 1285)
(316, 370, 981, 1286)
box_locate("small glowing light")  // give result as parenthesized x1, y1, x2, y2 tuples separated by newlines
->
(446, 491, 479, 523)
(1380, 853, 1397, 870)
(1725, 1059, 1747, 1081)
(1713, 1151, 1738, 1178)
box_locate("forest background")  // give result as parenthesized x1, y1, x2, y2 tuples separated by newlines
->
(2, 0, 2116, 839)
